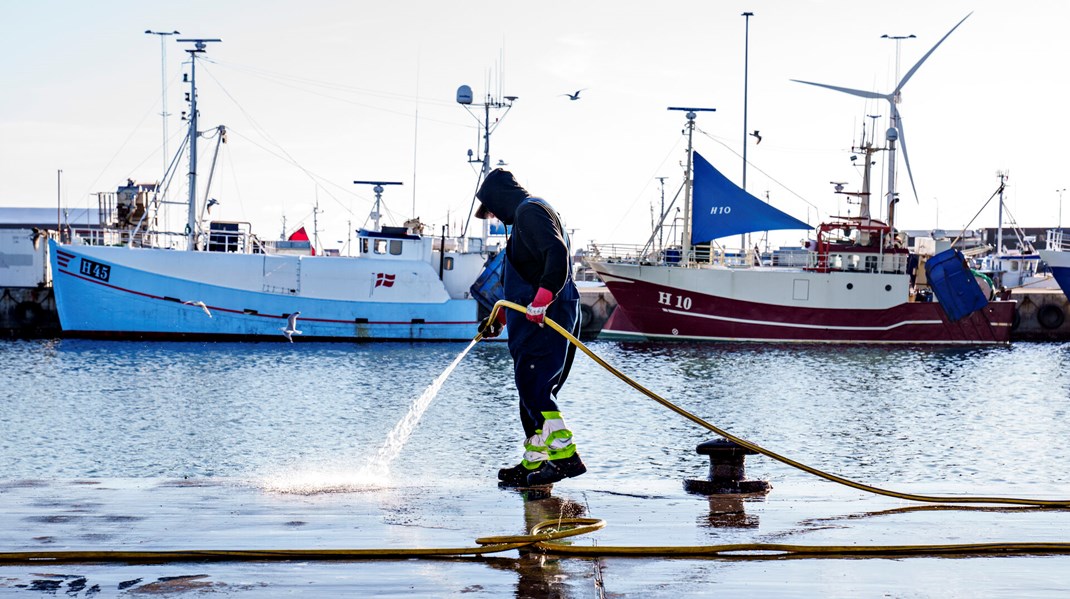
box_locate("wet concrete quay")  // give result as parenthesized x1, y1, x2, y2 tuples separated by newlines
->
(3, 476, 1070, 597)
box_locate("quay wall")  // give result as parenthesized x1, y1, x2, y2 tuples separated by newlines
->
(1009, 288, 1070, 340)
(4, 283, 1066, 343)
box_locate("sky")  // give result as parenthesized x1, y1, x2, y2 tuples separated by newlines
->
(2, 0, 1068, 254)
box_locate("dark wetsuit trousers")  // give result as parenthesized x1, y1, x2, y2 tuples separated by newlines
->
(503, 258, 580, 439)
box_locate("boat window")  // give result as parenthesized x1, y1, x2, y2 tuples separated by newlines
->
(361, 239, 369, 254)
(374, 239, 388, 254)
(865, 255, 878, 272)
(443, 256, 454, 270)
(390, 240, 403, 255)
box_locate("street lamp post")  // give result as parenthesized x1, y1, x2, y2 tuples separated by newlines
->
(741, 11, 754, 254)
(1059, 188, 1067, 231)
(145, 29, 181, 179)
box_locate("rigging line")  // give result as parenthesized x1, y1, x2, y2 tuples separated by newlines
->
(198, 63, 298, 160)
(202, 58, 466, 129)
(696, 127, 820, 213)
(204, 57, 459, 108)
(999, 201, 1033, 252)
(79, 99, 161, 209)
(606, 135, 685, 241)
(220, 127, 360, 217)
(199, 64, 382, 219)
(222, 144, 246, 220)
(200, 62, 354, 205)
(951, 184, 1002, 247)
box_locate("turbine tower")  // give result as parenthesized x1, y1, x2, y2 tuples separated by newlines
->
(791, 13, 971, 229)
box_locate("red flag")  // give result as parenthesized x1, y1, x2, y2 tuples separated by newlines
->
(374, 273, 396, 288)
(288, 226, 316, 256)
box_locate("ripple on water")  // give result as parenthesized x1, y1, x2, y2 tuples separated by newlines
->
(2, 338, 1069, 490)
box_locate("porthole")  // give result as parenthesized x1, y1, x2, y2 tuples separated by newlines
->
(846, 283, 854, 290)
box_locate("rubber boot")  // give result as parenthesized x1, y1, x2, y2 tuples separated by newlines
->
(525, 453, 586, 486)
(498, 463, 537, 487)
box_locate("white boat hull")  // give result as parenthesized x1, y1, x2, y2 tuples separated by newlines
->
(50, 240, 482, 341)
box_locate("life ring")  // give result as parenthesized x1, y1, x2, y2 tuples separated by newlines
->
(13, 301, 44, 326)
(1037, 304, 1065, 330)
(579, 304, 594, 329)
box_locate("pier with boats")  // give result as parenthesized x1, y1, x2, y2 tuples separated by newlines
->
(4, 15, 1070, 345)
(5, 7, 1070, 598)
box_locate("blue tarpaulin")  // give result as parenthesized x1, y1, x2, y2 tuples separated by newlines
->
(925, 248, 989, 321)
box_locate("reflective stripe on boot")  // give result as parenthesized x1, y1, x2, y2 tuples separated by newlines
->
(522, 434, 549, 469)
(538, 411, 577, 461)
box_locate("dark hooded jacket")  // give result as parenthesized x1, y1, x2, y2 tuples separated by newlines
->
(476, 169, 571, 296)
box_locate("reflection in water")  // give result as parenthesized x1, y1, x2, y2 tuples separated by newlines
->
(4, 339, 1070, 493)
(517, 494, 588, 599)
(702, 495, 759, 529)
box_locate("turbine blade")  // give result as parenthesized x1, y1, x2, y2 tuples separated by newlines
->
(896, 13, 972, 93)
(791, 79, 889, 101)
(895, 108, 920, 204)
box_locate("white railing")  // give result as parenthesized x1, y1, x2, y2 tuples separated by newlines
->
(587, 242, 909, 274)
(1047, 229, 1070, 252)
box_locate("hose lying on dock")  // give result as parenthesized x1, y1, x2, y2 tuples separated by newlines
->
(483, 300, 1070, 508)
(3, 302, 1068, 566)
(6, 517, 1070, 563)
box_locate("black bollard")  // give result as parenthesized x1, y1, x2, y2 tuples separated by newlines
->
(684, 438, 772, 495)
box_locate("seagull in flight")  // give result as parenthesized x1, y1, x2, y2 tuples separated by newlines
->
(750, 130, 762, 144)
(562, 89, 586, 101)
(281, 311, 302, 342)
(183, 300, 212, 318)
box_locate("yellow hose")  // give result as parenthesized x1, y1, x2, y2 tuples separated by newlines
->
(1, 302, 1066, 565)
(485, 299, 1070, 508)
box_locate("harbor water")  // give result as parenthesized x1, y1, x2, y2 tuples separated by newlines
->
(3, 338, 1070, 596)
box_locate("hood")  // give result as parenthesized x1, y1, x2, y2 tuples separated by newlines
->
(475, 168, 530, 225)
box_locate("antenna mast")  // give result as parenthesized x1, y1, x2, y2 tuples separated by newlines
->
(176, 37, 221, 250)
(353, 181, 404, 232)
(668, 107, 716, 265)
(456, 83, 517, 239)
(655, 176, 668, 253)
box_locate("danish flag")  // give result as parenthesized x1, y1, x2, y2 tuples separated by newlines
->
(374, 273, 396, 288)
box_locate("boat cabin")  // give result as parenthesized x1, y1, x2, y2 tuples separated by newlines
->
(358, 225, 430, 262)
(807, 220, 909, 275)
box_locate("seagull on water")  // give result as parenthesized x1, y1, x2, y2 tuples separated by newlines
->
(562, 89, 586, 101)
(183, 300, 212, 318)
(281, 311, 302, 342)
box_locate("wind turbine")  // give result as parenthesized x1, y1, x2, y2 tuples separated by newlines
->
(791, 13, 971, 229)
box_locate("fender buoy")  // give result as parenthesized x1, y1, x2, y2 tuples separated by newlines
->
(1011, 308, 1021, 331)
(1037, 304, 1065, 330)
(579, 304, 594, 329)
(970, 269, 995, 301)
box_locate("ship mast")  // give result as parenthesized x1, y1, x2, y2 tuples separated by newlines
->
(177, 37, 221, 250)
(668, 107, 716, 265)
(455, 83, 517, 240)
(996, 170, 1008, 255)
(353, 181, 403, 232)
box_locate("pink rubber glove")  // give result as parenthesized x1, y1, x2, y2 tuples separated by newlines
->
(526, 287, 553, 326)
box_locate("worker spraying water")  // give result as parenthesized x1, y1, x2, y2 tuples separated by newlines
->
(262, 338, 480, 494)
(474, 168, 586, 487)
